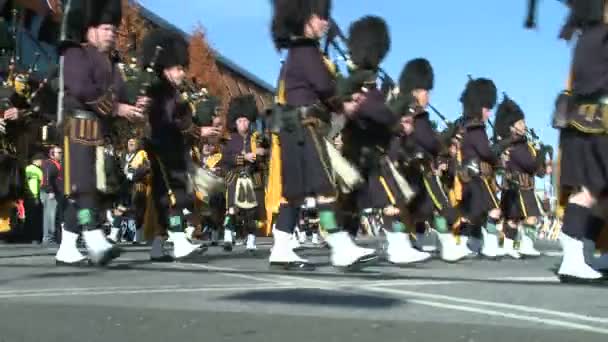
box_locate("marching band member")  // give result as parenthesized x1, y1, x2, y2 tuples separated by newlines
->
(554, 0, 608, 281)
(268, 0, 377, 270)
(494, 96, 547, 258)
(458, 78, 510, 259)
(141, 28, 208, 261)
(395, 58, 468, 262)
(221, 95, 263, 252)
(55, 0, 135, 266)
(340, 17, 430, 265)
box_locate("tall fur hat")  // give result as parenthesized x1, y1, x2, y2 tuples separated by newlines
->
(84, 0, 122, 28)
(560, 0, 605, 40)
(141, 29, 189, 72)
(227, 95, 258, 131)
(460, 78, 497, 119)
(399, 58, 434, 94)
(271, 0, 331, 49)
(60, 0, 122, 45)
(494, 95, 525, 139)
(570, 0, 605, 25)
(347, 16, 390, 71)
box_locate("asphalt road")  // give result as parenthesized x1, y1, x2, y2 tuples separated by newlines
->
(0, 238, 606, 342)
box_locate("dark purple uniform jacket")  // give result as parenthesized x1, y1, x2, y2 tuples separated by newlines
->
(221, 132, 255, 172)
(284, 39, 337, 113)
(342, 88, 397, 166)
(63, 45, 127, 120)
(413, 112, 441, 160)
(461, 123, 498, 166)
(572, 24, 608, 98)
(147, 79, 193, 156)
(506, 140, 537, 175)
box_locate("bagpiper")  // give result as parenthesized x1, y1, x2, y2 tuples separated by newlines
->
(554, 0, 608, 282)
(394, 58, 469, 262)
(340, 17, 430, 265)
(494, 96, 547, 258)
(458, 78, 511, 259)
(55, 0, 138, 266)
(268, 0, 377, 270)
(221, 94, 263, 252)
(141, 28, 209, 261)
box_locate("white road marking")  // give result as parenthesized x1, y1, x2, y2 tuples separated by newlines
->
(406, 298, 608, 335)
(0, 285, 183, 295)
(489, 276, 560, 283)
(363, 286, 608, 325)
(0, 284, 304, 299)
(169, 262, 288, 285)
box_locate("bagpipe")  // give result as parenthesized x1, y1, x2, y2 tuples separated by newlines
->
(525, 127, 554, 164)
(124, 45, 162, 106)
(323, 18, 396, 101)
(176, 80, 226, 202)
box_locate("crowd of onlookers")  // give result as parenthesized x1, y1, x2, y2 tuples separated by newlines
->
(0, 145, 64, 244)
(0, 139, 144, 245)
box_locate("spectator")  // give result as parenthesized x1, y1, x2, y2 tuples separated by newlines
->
(24, 152, 45, 243)
(40, 145, 62, 245)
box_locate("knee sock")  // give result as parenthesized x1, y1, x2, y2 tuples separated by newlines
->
(503, 223, 518, 240)
(434, 215, 449, 234)
(318, 202, 339, 234)
(485, 217, 499, 234)
(522, 223, 537, 240)
(562, 203, 592, 240)
(383, 215, 406, 233)
(275, 203, 299, 234)
(585, 215, 605, 242)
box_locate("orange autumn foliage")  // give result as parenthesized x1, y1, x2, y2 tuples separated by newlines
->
(116, 0, 149, 61)
(188, 25, 228, 115)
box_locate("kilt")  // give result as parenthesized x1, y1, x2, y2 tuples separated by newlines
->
(460, 176, 500, 224)
(148, 146, 193, 215)
(63, 113, 122, 199)
(356, 165, 401, 211)
(559, 129, 608, 195)
(279, 123, 336, 201)
(501, 188, 542, 220)
(225, 173, 258, 210)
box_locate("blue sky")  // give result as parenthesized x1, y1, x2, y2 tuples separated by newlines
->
(140, 0, 572, 149)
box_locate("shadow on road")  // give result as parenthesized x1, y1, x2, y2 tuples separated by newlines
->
(221, 288, 403, 308)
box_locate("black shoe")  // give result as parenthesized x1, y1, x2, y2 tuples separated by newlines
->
(150, 254, 175, 262)
(558, 274, 605, 284)
(269, 261, 316, 271)
(223, 242, 233, 252)
(90, 246, 122, 266)
(55, 259, 92, 267)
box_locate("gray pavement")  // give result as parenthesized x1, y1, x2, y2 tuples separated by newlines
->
(0, 238, 607, 342)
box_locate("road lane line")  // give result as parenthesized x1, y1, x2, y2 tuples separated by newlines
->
(364, 286, 608, 325)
